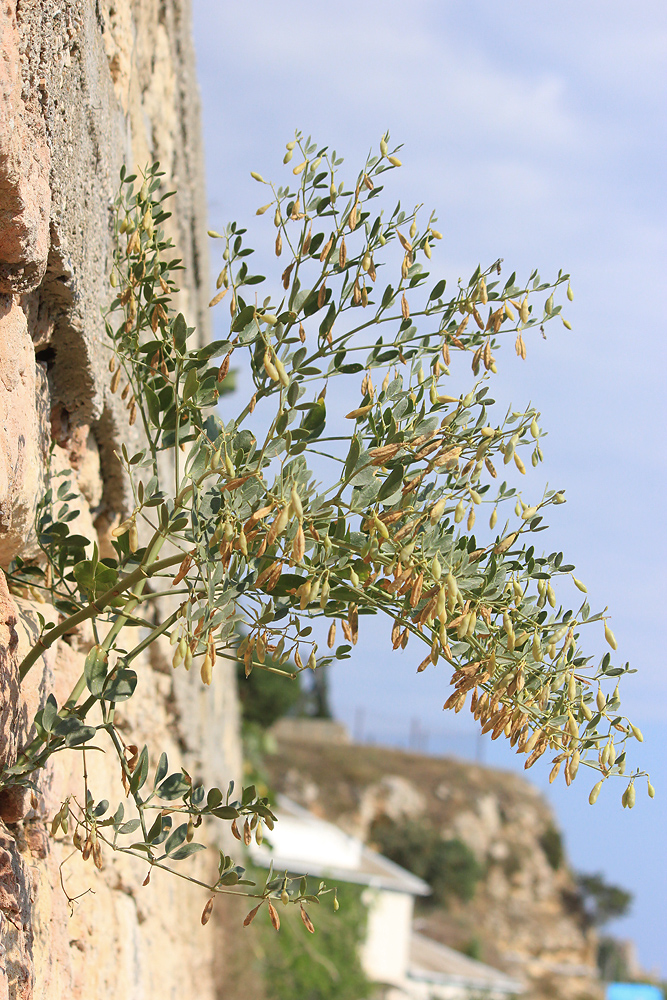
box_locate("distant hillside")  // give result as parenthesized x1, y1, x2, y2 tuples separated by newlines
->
(263, 729, 602, 1000)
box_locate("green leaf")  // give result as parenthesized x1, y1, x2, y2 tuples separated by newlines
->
(211, 805, 240, 819)
(169, 842, 206, 861)
(377, 464, 404, 501)
(429, 279, 446, 300)
(182, 367, 199, 401)
(104, 668, 137, 702)
(64, 725, 97, 748)
(172, 313, 188, 349)
(154, 752, 169, 787)
(164, 823, 189, 856)
(344, 436, 361, 480)
(84, 646, 108, 698)
(118, 819, 141, 835)
(130, 746, 149, 794)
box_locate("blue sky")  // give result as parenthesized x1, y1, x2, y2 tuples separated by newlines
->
(191, 0, 667, 974)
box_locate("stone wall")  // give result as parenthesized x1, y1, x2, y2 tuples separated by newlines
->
(0, 1, 241, 997)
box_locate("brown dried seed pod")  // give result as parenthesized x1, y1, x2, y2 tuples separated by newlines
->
(201, 897, 215, 925)
(339, 237, 347, 268)
(317, 283, 327, 310)
(300, 906, 315, 933)
(243, 903, 262, 927)
(217, 352, 231, 382)
(275, 231, 282, 256)
(110, 368, 121, 393)
(302, 227, 312, 255)
(268, 900, 280, 931)
(320, 234, 334, 262)
(401, 293, 410, 320)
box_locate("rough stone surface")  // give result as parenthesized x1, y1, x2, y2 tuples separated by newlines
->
(0, 1, 242, 997)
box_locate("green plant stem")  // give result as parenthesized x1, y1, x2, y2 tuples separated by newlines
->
(18, 552, 184, 681)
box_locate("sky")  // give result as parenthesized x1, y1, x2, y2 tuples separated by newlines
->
(191, 0, 667, 975)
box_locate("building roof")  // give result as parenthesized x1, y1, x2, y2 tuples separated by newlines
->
(248, 795, 431, 896)
(409, 933, 524, 996)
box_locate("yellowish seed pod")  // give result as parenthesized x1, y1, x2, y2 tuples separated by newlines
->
(547, 584, 556, 607)
(567, 711, 579, 740)
(362, 252, 371, 272)
(604, 624, 617, 650)
(454, 500, 465, 523)
(631, 725, 644, 742)
(128, 522, 139, 553)
(466, 506, 475, 531)
(172, 641, 185, 668)
(596, 687, 606, 713)
(293, 160, 308, 175)
(250, 171, 265, 183)
(572, 575, 587, 593)
(519, 298, 529, 323)
(627, 782, 636, 809)
(582, 702, 593, 721)
(562, 318, 572, 329)
(589, 780, 603, 805)
(430, 497, 447, 524)
(568, 672, 577, 701)
(478, 277, 488, 305)
(489, 507, 498, 529)
(532, 634, 542, 662)
(373, 514, 389, 540)
(388, 155, 401, 166)
(432, 554, 442, 580)
(201, 653, 213, 685)
(567, 282, 574, 301)
(275, 358, 289, 387)
(648, 781, 655, 799)
(514, 453, 526, 474)
(290, 486, 303, 521)
(380, 137, 388, 156)
(184, 646, 193, 671)
(350, 568, 359, 588)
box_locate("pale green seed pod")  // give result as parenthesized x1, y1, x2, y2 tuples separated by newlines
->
(432, 554, 442, 581)
(604, 624, 617, 650)
(589, 780, 603, 805)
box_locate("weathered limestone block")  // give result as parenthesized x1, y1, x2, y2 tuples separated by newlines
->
(0, 1, 243, 997)
(0, 298, 46, 567)
(0, 0, 51, 295)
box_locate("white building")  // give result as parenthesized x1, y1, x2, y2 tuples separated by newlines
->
(249, 795, 523, 1000)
